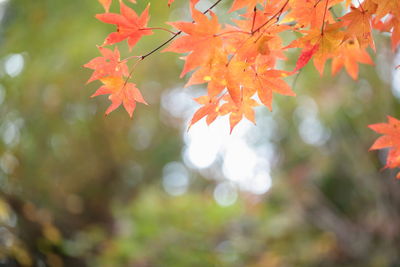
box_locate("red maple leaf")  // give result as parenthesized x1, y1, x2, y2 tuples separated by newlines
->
(96, 0, 152, 49)
(291, 44, 319, 73)
(83, 46, 129, 84)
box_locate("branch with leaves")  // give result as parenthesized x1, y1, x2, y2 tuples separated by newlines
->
(84, 0, 400, 178)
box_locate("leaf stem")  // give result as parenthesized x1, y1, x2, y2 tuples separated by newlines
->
(120, 55, 142, 62)
(123, 58, 142, 88)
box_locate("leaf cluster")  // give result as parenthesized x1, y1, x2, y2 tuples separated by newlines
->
(86, 0, 400, 177)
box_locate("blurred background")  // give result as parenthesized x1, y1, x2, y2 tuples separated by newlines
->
(0, 0, 400, 266)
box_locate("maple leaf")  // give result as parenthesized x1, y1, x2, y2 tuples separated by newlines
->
(289, 23, 344, 75)
(96, 0, 152, 49)
(340, 6, 375, 50)
(254, 70, 295, 110)
(369, 116, 400, 178)
(229, 0, 265, 13)
(164, 0, 222, 77)
(92, 76, 147, 117)
(219, 94, 259, 132)
(226, 20, 287, 64)
(189, 95, 220, 128)
(225, 59, 250, 105)
(83, 46, 129, 84)
(331, 38, 373, 80)
(286, 0, 340, 29)
(291, 44, 319, 73)
(184, 48, 228, 98)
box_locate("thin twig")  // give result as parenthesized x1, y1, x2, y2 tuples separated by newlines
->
(141, 0, 224, 60)
(252, 0, 289, 34)
(123, 58, 142, 87)
(140, 27, 177, 35)
(251, 6, 257, 33)
(292, 69, 302, 90)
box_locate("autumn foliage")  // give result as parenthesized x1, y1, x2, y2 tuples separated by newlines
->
(85, 0, 400, 177)
(369, 117, 400, 179)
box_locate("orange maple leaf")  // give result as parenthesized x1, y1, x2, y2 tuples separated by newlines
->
(340, 6, 375, 50)
(189, 95, 220, 128)
(219, 94, 259, 132)
(252, 67, 295, 110)
(331, 38, 373, 80)
(83, 46, 129, 84)
(164, 0, 222, 77)
(96, 0, 152, 49)
(226, 20, 287, 64)
(369, 116, 400, 179)
(184, 48, 228, 98)
(93, 76, 147, 117)
(229, 0, 265, 13)
(287, 0, 340, 29)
